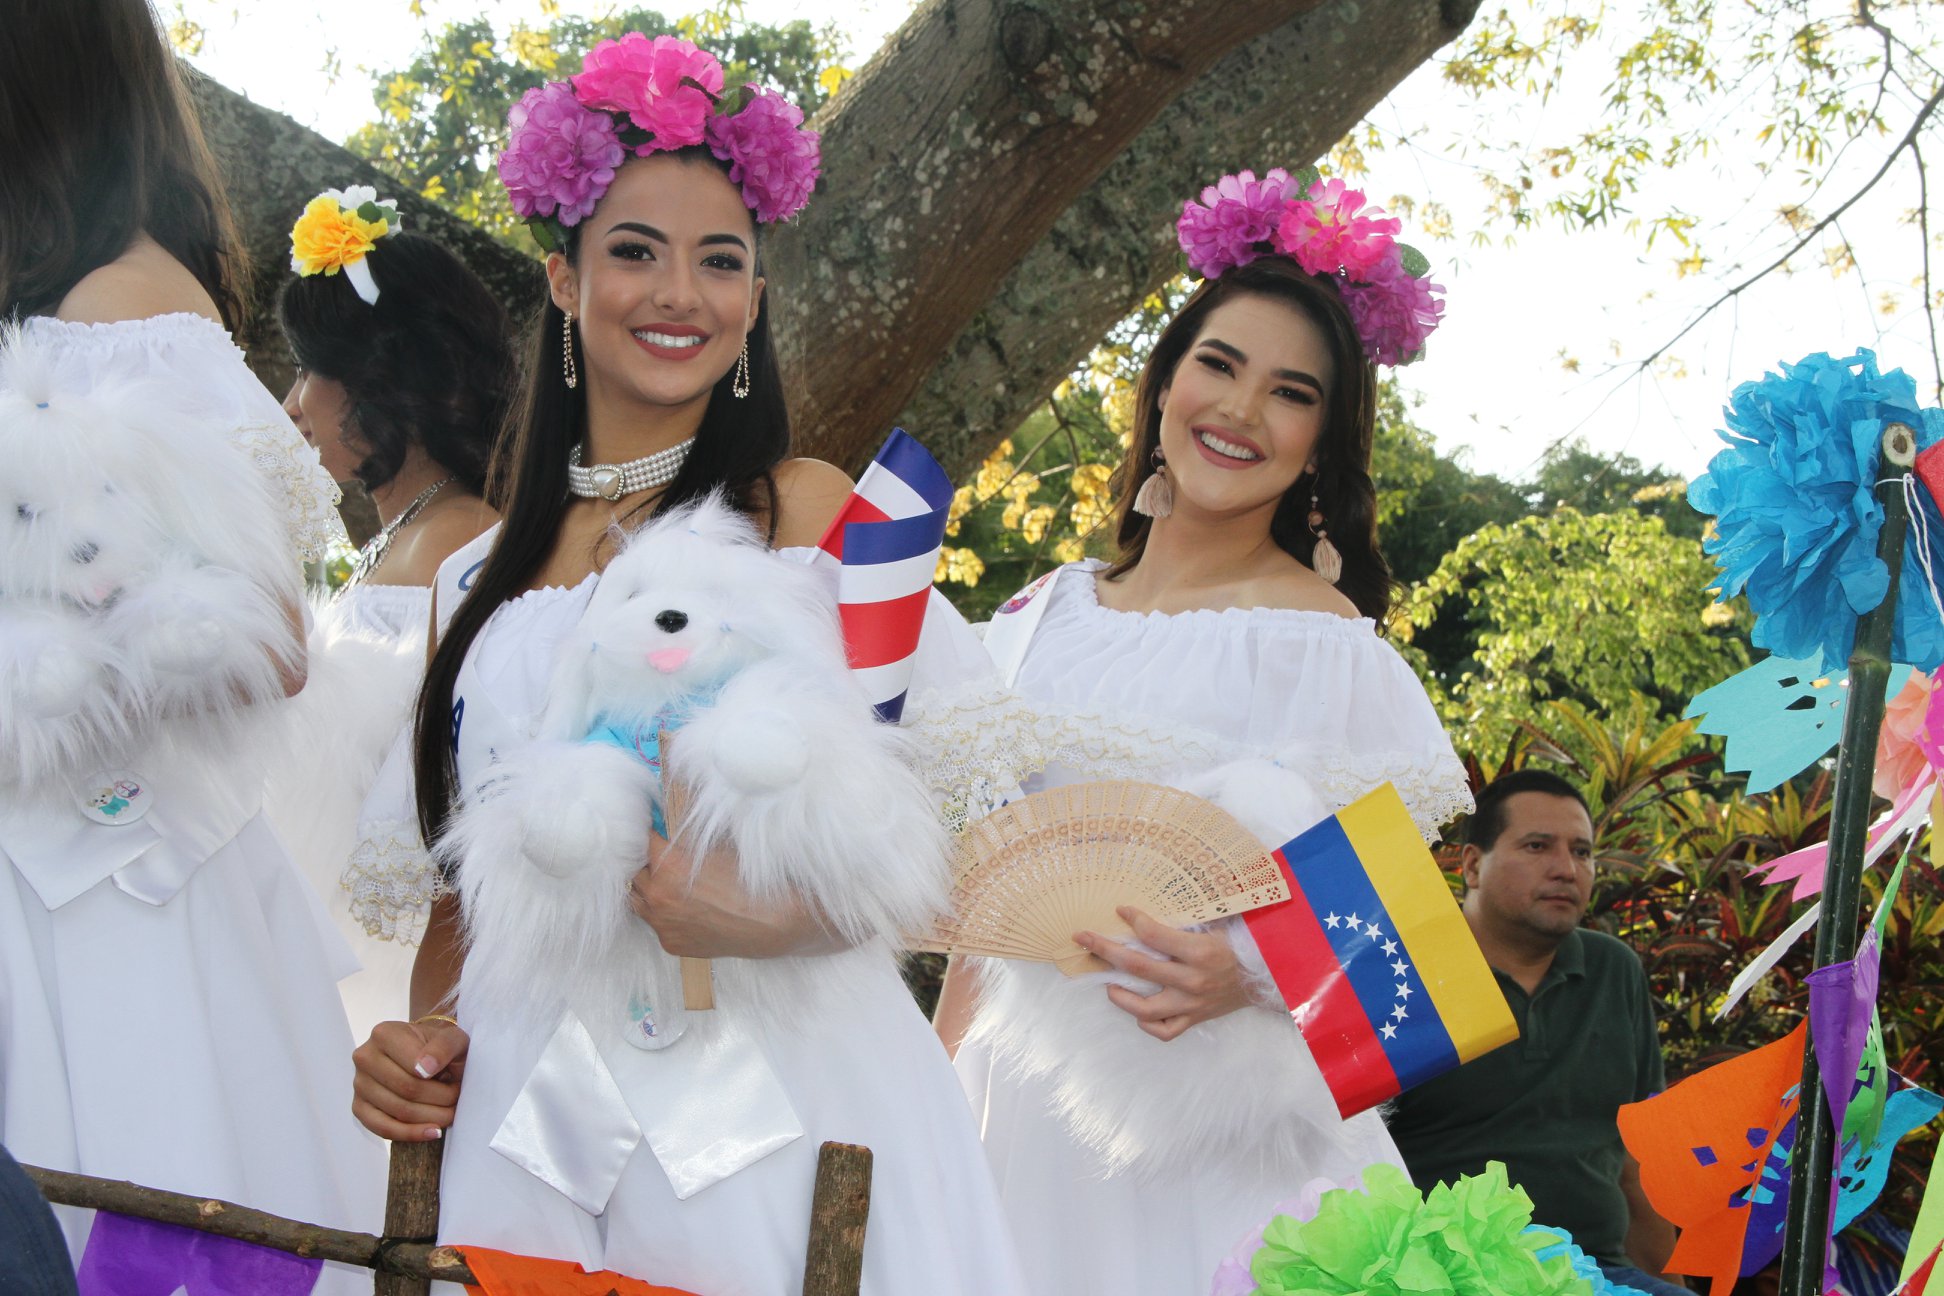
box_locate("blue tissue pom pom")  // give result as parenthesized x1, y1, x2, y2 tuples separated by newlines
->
(1689, 350, 1944, 671)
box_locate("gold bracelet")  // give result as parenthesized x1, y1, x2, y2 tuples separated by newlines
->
(414, 1013, 460, 1028)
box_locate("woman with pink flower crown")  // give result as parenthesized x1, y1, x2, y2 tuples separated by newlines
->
(928, 166, 1471, 1296)
(344, 31, 1028, 1296)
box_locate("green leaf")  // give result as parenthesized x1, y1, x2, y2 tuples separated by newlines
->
(1399, 242, 1432, 278)
(356, 201, 384, 223)
(524, 215, 560, 254)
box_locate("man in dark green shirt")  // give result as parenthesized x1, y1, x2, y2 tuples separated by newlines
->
(1384, 770, 1687, 1295)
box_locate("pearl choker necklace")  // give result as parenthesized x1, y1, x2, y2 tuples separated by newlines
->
(567, 439, 694, 501)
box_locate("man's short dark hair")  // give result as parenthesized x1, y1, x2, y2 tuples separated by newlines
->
(1466, 769, 1592, 850)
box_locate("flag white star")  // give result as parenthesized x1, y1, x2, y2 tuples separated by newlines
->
(1381, 1023, 1398, 1039)
(1382, 939, 1399, 956)
(1392, 959, 1408, 977)
(1398, 982, 1414, 999)
(1345, 912, 1360, 927)
(1392, 1004, 1409, 1021)
(1364, 920, 1382, 938)
(1324, 912, 1342, 929)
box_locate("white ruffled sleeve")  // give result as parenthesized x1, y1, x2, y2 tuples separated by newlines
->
(1255, 635, 1473, 839)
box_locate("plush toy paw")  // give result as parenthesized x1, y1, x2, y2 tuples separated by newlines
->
(706, 707, 810, 791)
(473, 741, 654, 880)
(148, 611, 228, 675)
(20, 644, 98, 717)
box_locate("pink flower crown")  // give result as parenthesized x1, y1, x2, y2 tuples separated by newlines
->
(498, 33, 821, 249)
(1176, 165, 1444, 367)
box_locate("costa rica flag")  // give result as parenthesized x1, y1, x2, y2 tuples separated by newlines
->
(815, 429, 954, 722)
(1243, 783, 1518, 1118)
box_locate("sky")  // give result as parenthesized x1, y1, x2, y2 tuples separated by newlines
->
(177, 0, 1943, 487)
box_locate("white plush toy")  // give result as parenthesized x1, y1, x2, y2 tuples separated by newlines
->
(0, 333, 300, 797)
(964, 759, 1404, 1182)
(442, 494, 951, 1050)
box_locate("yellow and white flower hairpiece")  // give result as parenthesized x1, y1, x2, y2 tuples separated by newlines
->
(289, 185, 402, 306)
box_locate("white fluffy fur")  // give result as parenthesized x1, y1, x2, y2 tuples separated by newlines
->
(0, 327, 301, 795)
(445, 496, 951, 1046)
(965, 759, 1371, 1180)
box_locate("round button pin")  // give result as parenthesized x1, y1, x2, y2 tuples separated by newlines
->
(78, 772, 151, 826)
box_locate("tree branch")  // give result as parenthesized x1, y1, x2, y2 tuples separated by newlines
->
(1626, 81, 1942, 379)
(1915, 141, 1943, 400)
(23, 1164, 477, 1285)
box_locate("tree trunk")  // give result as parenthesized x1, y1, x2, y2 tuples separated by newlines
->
(763, 0, 1330, 457)
(899, 0, 1483, 475)
(187, 0, 1472, 481)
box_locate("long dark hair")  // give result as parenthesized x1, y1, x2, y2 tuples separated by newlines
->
(0, 0, 245, 327)
(412, 149, 790, 840)
(278, 232, 513, 497)
(1108, 257, 1393, 620)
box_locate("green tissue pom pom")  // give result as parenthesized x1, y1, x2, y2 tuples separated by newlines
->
(1399, 243, 1431, 278)
(1246, 1162, 1593, 1296)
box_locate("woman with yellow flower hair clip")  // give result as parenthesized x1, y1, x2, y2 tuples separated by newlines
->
(268, 188, 511, 1045)
(0, 0, 382, 1287)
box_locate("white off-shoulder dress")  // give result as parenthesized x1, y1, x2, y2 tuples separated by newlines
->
(0, 314, 382, 1286)
(403, 530, 1028, 1296)
(945, 559, 1472, 1296)
(275, 582, 432, 1043)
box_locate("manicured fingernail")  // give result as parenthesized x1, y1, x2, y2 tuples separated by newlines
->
(1116, 905, 1134, 920)
(424, 1127, 443, 1141)
(413, 1057, 438, 1079)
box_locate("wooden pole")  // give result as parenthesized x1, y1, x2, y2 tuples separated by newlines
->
(22, 1163, 477, 1286)
(375, 1139, 445, 1296)
(800, 1142, 873, 1296)
(1776, 421, 1919, 1295)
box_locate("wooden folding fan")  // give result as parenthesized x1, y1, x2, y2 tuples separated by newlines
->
(913, 780, 1290, 974)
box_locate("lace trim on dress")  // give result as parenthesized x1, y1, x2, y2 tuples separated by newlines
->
(229, 418, 345, 561)
(343, 821, 443, 946)
(903, 681, 1472, 839)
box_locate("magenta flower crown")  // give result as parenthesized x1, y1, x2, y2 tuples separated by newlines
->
(498, 33, 822, 250)
(1176, 165, 1445, 367)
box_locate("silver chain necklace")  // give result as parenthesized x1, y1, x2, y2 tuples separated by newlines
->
(342, 476, 453, 592)
(568, 439, 694, 501)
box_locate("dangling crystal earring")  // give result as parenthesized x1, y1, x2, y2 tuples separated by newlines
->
(1132, 447, 1173, 519)
(732, 340, 750, 399)
(1307, 487, 1343, 583)
(561, 311, 578, 390)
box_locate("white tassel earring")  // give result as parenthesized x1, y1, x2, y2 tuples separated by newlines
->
(561, 311, 578, 390)
(1307, 488, 1342, 583)
(1132, 448, 1173, 519)
(732, 340, 750, 399)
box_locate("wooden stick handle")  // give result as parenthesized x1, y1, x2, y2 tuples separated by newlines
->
(375, 1138, 445, 1296)
(800, 1141, 873, 1296)
(681, 956, 715, 1009)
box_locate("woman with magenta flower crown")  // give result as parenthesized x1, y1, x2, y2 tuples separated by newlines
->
(344, 32, 1028, 1295)
(929, 167, 1472, 1295)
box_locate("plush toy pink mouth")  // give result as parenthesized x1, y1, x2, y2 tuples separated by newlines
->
(647, 647, 693, 674)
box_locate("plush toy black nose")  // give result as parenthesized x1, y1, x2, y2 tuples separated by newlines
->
(71, 541, 99, 565)
(654, 610, 689, 633)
